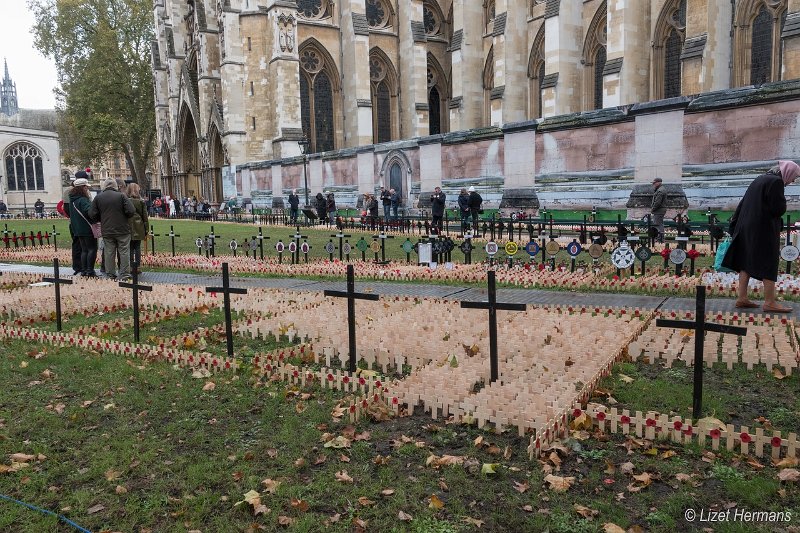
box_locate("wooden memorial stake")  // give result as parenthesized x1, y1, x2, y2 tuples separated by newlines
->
(332, 231, 351, 261)
(208, 226, 220, 258)
(149, 225, 160, 256)
(2, 224, 10, 249)
(168, 225, 181, 257)
(290, 227, 307, 264)
(323, 264, 379, 372)
(460, 271, 526, 382)
(372, 232, 394, 264)
(656, 285, 747, 419)
(42, 258, 73, 332)
(205, 263, 248, 358)
(51, 224, 60, 251)
(118, 264, 153, 342)
(256, 227, 270, 260)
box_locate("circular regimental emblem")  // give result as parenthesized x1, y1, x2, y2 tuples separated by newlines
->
(401, 239, 414, 254)
(781, 245, 800, 262)
(229, 239, 238, 251)
(249, 239, 258, 251)
(505, 241, 519, 256)
(288, 241, 297, 253)
(370, 240, 381, 253)
(300, 242, 310, 254)
(566, 241, 582, 257)
(588, 243, 604, 259)
(611, 243, 635, 269)
(356, 238, 369, 252)
(545, 240, 561, 256)
(460, 240, 474, 254)
(324, 242, 336, 254)
(525, 241, 540, 257)
(342, 242, 352, 255)
(195, 238, 203, 248)
(275, 241, 285, 253)
(635, 246, 652, 262)
(432, 240, 445, 255)
(485, 241, 498, 256)
(443, 238, 455, 252)
(669, 248, 687, 265)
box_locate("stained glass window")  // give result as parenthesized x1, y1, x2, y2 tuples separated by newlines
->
(424, 4, 439, 35)
(367, 0, 389, 28)
(314, 71, 334, 152)
(376, 82, 391, 143)
(4, 143, 45, 191)
(390, 163, 403, 198)
(429, 86, 441, 136)
(750, 5, 773, 85)
(297, 0, 323, 18)
(664, 28, 682, 98)
(594, 46, 606, 110)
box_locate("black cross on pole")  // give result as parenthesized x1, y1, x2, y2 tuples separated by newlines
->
(332, 231, 351, 261)
(324, 264, 379, 373)
(460, 271, 527, 383)
(208, 226, 220, 258)
(205, 263, 248, 358)
(168, 225, 181, 257)
(257, 227, 270, 260)
(42, 258, 73, 332)
(372, 232, 395, 264)
(655, 285, 747, 419)
(149, 225, 160, 256)
(51, 224, 60, 251)
(290, 227, 307, 264)
(118, 264, 153, 342)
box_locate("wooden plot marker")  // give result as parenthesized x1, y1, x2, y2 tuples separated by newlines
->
(148, 225, 160, 256)
(324, 264, 379, 372)
(167, 225, 181, 257)
(205, 263, 248, 358)
(656, 285, 747, 419)
(118, 264, 153, 342)
(42, 258, 73, 332)
(460, 270, 527, 383)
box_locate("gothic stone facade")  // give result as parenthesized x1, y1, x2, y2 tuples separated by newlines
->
(152, 0, 800, 209)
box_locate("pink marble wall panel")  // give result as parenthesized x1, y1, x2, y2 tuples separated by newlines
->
(441, 139, 504, 180)
(252, 168, 271, 190)
(536, 122, 636, 175)
(281, 164, 303, 190)
(323, 157, 358, 186)
(683, 101, 800, 165)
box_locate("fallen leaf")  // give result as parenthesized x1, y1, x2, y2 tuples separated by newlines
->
(463, 516, 485, 527)
(339, 454, 351, 463)
(675, 473, 694, 483)
(603, 524, 627, 533)
(474, 435, 484, 447)
(661, 450, 676, 459)
(486, 445, 502, 455)
(294, 458, 306, 468)
(521, 505, 533, 512)
(570, 413, 593, 431)
(358, 497, 376, 507)
(774, 456, 799, 468)
(261, 478, 281, 494)
(513, 481, 529, 493)
(277, 515, 294, 526)
(574, 504, 599, 519)
(398, 510, 413, 521)
(323, 436, 351, 449)
(202, 381, 215, 391)
(544, 474, 575, 492)
(604, 460, 617, 475)
(115, 485, 127, 494)
(294, 402, 306, 414)
(620, 462, 635, 475)
(773, 368, 787, 379)
(87, 504, 105, 515)
(618, 374, 634, 383)
(480, 463, 499, 475)
(354, 431, 371, 441)
(778, 468, 800, 482)
(104, 469, 122, 482)
(503, 446, 512, 460)
(9, 453, 35, 462)
(290, 498, 309, 512)
(335, 470, 353, 483)
(428, 494, 445, 509)
(697, 417, 726, 432)
(373, 455, 390, 465)
(381, 488, 395, 496)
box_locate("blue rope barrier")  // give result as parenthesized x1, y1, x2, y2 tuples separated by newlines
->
(0, 493, 92, 532)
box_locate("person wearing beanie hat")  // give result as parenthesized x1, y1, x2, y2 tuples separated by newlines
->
(89, 176, 135, 280)
(722, 160, 800, 313)
(64, 170, 91, 274)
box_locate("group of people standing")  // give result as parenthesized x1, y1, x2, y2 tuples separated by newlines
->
(150, 195, 212, 218)
(433, 186, 483, 233)
(64, 170, 148, 281)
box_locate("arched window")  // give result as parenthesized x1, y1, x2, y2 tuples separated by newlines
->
(370, 49, 399, 143)
(484, 0, 496, 33)
(429, 85, 441, 135)
(527, 27, 545, 119)
(733, 0, 788, 87)
(366, 0, 392, 30)
(483, 47, 494, 126)
(299, 42, 340, 152)
(427, 54, 449, 135)
(4, 143, 45, 191)
(582, 1, 607, 110)
(423, 1, 443, 37)
(652, 0, 686, 100)
(297, 0, 332, 20)
(389, 162, 403, 199)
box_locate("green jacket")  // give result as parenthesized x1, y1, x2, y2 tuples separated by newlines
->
(88, 189, 135, 237)
(128, 198, 149, 241)
(67, 194, 94, 238)
(651, 187, 667, 215)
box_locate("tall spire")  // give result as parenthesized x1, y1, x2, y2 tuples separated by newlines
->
(1, 58, 19, 116)
(3, 58, 9, 82)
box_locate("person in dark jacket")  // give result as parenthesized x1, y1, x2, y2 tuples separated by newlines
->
(431, 186, 446, 234)
(288, 189, 300, 224)
(315, 193, 327, 224)
(66, 177, 98, 277)
(126, 183, 149, 275)
(365, 193, 379, 228)
(457, 188, 470, 231)
(650, 178, 667, 243)
(65, 171, 88, 274)
(89, 178, 135, 281)
(467, 186, 483, 231)
(380, 187, 391, 220)
(390, 188, 400, 220)
(326, 193, 337, 226)
(722, 160, 800, 313)
(34, 199, 45, 218)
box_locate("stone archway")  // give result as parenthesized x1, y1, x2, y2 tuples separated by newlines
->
(208, 127, 225, 204)
(379, 150, 412, 205)
(177, 104, 200, 200)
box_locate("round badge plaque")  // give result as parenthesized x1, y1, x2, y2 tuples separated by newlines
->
(370, 240, 381, 253)
(588, 243, 604, 259)
(195, 238, 203, 248)
(566, 241, 582, 257)
(635, 246, 652, 262)
(288, 241, 297, 253)
(460, 240, 474, 254)
(505, 241, 519, 256)
(249, 239, 258, 251)
(485, 241, 498, 256)
(401, 239, 414, 254)
(611, 243, 635, 269)
(525, 241, 540, 257)
(356, 238, 369, 253)
(300, 242, 310, 254)
(669, 248, 687, 265)
(781, 245, 800, 262)
(229, 239, 238, 251)
(342, 242, 352, 255)
(275, 242, 285, 253)
(545, 241, 561, 256)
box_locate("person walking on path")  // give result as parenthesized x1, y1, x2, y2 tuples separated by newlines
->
(431, 186, 446, 234)
(288, 189, 300, 224)
(722, 160, 800, 313)
(650, 178, 667, 243)
(66, 177, 98, 277)
(89, 178, 135, 281)
(126, 183, 149, 276)
(467, 186, 483, 232)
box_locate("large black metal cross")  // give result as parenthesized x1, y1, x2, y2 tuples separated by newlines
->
(168, 225, 181, 257)
(460, 271, 527, 383)
(51, 224, 60, 252)
(324, 264, 379, 373)
(42, 258, 73, 332)
(655, 285, 747, 419)
(118, 265, 153, 342)
(205, 263, 248, 358)
(149, 225, 160, 256)
(256, 227, 270, 260)
(290, 227, 307, 264)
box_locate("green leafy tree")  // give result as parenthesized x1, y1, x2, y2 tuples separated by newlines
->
(30, 0, 155, 189)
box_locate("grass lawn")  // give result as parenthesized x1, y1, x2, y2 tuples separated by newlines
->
(1, 336, 799, 532)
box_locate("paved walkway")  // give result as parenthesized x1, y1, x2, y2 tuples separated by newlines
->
(3, 263, 796, 317)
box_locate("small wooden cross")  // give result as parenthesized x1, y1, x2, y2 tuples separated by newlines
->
(656, 285, 747, 419)
(50, 225, 61, 252)
(256, 227, 270, 260)
(372, 232, 394, 264)
(118, 265, 153, 342)
(168, 225, 181, 257)
(461, 271, 527, 383)
(42, 258, 73, 332)
(290, 227, 308, 264)
(324, 264, 379, 372)
(148, 225, 160, 256)
(332, 231, 351, 261)
(206, 263, 248, 358)
(208, 226, 221, 257)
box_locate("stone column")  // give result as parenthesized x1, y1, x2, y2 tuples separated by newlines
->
(682, 0, 732, 94)
(271, 163, 284, 208)
(499, 0, 528, 125)
(340, 0, 373, 147)
(604, 0, 648, 107)
(267, 7, 303, 160)
(499, 123, 538, 214)
(449, 0, 484, 131)
(397, 0, 429, 138)
(218, 0, 246, 165)
(541, 0, 581, 117)
(633, 105, 685, 184)
(417, 139, 443, 207)
(782, 1, 800, 80)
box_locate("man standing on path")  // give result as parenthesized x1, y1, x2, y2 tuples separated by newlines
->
(650, 178, 667, 243)
(288, 189, 300, 224)
(34, 198, 45, 218)
(390, 188, 400, 220)
(89, 178, 135, 281)
(380, 186, 391, 220)
(431, 186, 446, 234)
(468, 186, 483, 232)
